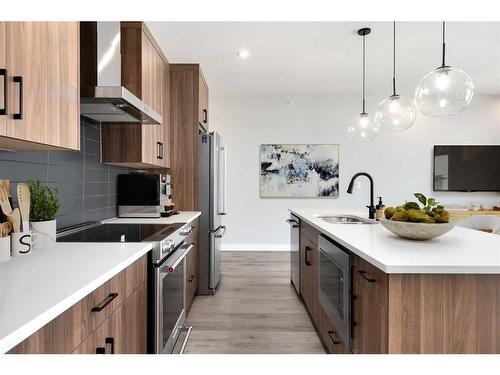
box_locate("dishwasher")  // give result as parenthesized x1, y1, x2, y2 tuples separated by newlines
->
(287, 214, 300, 294)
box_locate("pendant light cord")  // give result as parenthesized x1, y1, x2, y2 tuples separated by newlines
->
(392, 21, 396, 96)
(441, 21, 446, 67)
(362, 33, 366, 114)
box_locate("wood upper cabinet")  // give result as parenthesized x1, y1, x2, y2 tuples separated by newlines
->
(198, 72, 209, 131)
(170, 64, 209, 210)
(0, 23, 5, 136)
(101, 22, 170, 169)
(0, 22, 80, 151)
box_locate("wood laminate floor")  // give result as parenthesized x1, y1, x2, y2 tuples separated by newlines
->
(184, 251, 325, 354)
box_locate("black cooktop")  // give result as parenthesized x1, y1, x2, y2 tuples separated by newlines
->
(57, 223, 184, 243)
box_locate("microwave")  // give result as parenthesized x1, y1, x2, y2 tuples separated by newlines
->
(117, 173, 169, 218)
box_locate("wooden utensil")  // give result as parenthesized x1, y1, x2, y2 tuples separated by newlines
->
(0, 180, 11, 198)
(17, 183, 30, 232)
(7, 208, 21, 233)
(0, 222, 12, 237)
(0, 186, 13, 216)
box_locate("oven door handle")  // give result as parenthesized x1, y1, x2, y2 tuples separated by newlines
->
(164, 244, 194, 273)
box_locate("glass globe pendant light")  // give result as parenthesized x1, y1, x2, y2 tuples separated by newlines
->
(415, 22, 474, 116)
(348, 27, 380, 141)
(375, 22, 417, 131)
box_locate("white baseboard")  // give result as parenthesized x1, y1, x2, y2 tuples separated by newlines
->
(221, 244, 290, 251)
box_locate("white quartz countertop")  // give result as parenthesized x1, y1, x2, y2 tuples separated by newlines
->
(290, 208, 500, 274)
(103, 211, 201, 225)
(0, 241, 153, 353)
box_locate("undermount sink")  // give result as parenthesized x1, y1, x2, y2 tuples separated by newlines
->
(314, 215, 376, 225)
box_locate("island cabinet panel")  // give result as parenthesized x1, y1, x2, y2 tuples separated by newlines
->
(299, 233, 320, 327)
(352, 281, 389, 354)
(8, 255, 147, 354)
(387, 274, 500, 354)
(353, 255, 388, 308)
(318, 306, 350, 354)
(0, 21, 80, 151)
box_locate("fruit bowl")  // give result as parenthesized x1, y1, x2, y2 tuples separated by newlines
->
(380, 218, 454, 241)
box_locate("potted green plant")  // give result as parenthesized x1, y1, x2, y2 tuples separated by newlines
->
(26, 179, 60, 248)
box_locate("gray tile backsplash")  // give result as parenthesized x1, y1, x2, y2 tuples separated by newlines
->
(0, 117, 131, 230)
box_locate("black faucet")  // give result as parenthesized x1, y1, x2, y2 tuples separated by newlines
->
(347, 172, 376, 220)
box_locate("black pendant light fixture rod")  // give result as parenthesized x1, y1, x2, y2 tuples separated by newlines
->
(441, 21, 448, 68)
(392, 21, 397, 97)
(358, 27, 371, 114)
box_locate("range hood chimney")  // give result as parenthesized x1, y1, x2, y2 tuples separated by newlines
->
(80, 22, 162, 125)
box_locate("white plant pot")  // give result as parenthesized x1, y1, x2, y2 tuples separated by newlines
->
(30, 219, 57, 249)
(0, 236, 10, 262)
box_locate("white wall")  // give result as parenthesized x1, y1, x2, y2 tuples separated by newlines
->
(210, 95, 500, 250)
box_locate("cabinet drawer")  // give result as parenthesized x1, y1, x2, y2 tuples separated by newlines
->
(319, 306, 349, 354)
(300, 221, 319, 246)
(73, 282, 147, 354)
(353, 255, 388, 308)
(53, 255, 147, 353)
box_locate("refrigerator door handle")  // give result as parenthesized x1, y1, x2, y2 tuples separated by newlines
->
(214, 225, 226, 238)
(218, 145, 227, 215)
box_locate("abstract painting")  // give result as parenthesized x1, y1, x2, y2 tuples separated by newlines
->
(260, 144, 339, 198)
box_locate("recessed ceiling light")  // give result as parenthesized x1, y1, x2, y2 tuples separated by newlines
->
(236, 49, 250, 59)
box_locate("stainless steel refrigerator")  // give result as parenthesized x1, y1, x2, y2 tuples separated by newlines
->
(198, 131, 227, 295)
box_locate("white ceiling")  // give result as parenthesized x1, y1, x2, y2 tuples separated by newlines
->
(147, 22, 500, 96)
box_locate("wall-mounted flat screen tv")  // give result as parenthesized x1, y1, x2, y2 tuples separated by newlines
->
(433, 145, 500, 192)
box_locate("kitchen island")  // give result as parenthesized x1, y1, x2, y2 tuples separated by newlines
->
(290, 208, 500, 354)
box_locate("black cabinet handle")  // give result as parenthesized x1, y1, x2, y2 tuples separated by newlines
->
(0, 69, 7, 115)
(160, 142, 164, 159)
(327, 331, 340, 345)
(156, 142, 161, 159)
(203, 109, 208, 123)
(105, 337, 115, 354)
(13, 76, 22, 120)
(96, 347, 105, 354)
(357, 270, 376, 283)
(305, 246, 312, 266)
(91, 293, 118, 312)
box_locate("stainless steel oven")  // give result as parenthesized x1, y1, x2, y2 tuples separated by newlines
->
(153, 240, 193, 354)
(318, 234, 353, 350)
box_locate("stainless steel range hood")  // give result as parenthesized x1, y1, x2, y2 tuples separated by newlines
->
(80, 22, 162, 125)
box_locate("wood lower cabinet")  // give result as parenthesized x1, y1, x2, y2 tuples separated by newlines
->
(352, 281, 388, 354)
(0, 22, 80, 151)
(8, 255, 147, 354)
(74, 282, 147, 354)
(299, 234, 319, 326)
(294, 221, 500, 354)
(319, 306, 349, 354)
(186, 218, 200, 312)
